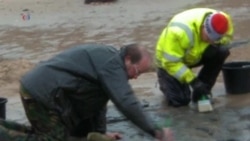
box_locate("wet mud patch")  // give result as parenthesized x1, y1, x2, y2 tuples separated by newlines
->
(0, 59, 33, 86)
(106, 90, 250, 141)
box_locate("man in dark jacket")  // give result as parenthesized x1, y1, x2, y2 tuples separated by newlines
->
(0, 43, 173, 141)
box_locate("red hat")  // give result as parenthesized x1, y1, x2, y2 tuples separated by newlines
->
(204, 13, 229, 41)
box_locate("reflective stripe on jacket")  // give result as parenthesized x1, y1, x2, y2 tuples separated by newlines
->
(156, 8, 234, 83)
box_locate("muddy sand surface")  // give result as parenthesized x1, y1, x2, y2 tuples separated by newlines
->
(0, 0, 250, 141)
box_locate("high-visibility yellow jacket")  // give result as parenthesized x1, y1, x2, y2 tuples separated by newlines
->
(156, 8, 234, 84)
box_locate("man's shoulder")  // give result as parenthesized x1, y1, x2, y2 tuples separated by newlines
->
(76, 43, 115, 48)
(58, 43, 117, 55)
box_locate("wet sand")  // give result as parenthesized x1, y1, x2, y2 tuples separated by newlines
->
(0, 0, 250, 141)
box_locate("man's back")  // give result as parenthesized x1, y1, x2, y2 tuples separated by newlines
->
(20, 44, 121, 108)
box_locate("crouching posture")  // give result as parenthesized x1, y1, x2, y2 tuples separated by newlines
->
(0, 43, 173, 141)
(155, 8, 234, 107)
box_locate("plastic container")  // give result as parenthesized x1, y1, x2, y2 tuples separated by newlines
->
(0, 97, 7, 119)
(222, 61, 250, 94)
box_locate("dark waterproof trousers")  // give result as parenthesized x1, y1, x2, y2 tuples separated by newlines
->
(157, 45, 230, 107)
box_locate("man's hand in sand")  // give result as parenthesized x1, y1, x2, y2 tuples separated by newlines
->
(155, 128, 175, 141)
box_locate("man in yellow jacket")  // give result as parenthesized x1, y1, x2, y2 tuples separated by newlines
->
(155, 8, 234, 107)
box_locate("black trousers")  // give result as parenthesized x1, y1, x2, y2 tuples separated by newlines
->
(157, 45, 230, 107)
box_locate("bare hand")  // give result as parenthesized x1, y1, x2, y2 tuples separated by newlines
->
(106, 132, 122, 140)
(155, 128, 174, 141)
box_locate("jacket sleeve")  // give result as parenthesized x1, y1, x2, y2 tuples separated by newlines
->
(157, 26, 196, 83)
(97, 58, 156, 137)
(93, 106, 107, 134)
